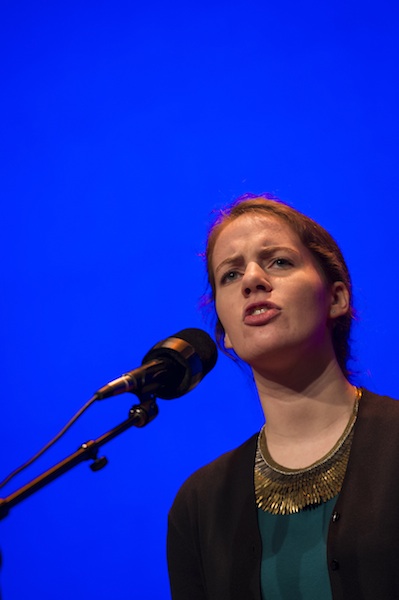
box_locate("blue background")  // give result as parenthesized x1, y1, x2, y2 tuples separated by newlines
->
(1, 1, 398, 598)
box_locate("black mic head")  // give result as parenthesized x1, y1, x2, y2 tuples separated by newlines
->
(141, 328, 218, 399)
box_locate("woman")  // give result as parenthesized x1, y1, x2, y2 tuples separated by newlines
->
(167, 195, 399, 600)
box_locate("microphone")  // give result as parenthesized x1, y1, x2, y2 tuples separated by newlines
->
(94, 328, 217, 401)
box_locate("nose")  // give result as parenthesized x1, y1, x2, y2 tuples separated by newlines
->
(241, 262, 272, 297)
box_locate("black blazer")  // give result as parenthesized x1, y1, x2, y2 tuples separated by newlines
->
(167, 390, 399, 600)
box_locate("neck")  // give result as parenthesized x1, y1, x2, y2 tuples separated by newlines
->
(253, 358, 356, 443)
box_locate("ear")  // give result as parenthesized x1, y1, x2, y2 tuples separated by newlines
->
(224, 332, 233, 349)
(329, 281, 350, 319)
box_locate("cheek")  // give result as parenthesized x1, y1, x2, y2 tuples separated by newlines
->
(302, 288, 327, 310)
(215, 293, 226, 323)
(215, 294, 236, 345)
(298, 287, 332, 330)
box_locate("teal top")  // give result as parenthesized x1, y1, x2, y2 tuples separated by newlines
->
(257, 497, 336, 599)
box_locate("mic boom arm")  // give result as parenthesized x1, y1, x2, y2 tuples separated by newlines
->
(0, 328, 217, 520)
(0, 395, 158, 521)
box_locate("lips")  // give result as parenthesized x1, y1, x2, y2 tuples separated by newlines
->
(243, 301, 281, 326)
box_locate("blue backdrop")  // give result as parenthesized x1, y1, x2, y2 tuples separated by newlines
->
(1, 1, 398, 598)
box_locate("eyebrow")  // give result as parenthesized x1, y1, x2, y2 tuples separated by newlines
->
(214, 255, 243, 275)
(214, 245, 301, 274)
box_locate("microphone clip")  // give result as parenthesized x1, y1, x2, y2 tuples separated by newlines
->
(128, 393, 159, 428)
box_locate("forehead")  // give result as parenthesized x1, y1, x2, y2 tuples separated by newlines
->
(212, 213, 303, 262)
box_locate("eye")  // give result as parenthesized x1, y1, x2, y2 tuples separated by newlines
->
(270, 257, 294, 269)
(220, 270, 240, 285)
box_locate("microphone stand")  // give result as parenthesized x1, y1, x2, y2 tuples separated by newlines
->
(0, 394, 159, 521)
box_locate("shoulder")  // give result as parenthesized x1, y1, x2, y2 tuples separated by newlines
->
(359, 388, 399, 423)
(350, 388, 399, 464)
(169, 433, 258, 516)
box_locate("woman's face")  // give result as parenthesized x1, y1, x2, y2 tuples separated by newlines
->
(211, 213, 348, 375)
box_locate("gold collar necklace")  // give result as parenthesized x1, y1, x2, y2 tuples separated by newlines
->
(254, 387, 362, 515)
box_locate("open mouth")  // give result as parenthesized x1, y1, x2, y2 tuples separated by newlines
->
(243, 302, 281, 324)
(249, 307, 269, 316)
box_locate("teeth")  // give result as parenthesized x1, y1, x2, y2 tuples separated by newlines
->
(251, 307, 268, 316)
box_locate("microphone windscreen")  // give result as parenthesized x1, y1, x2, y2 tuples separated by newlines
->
(170, 328, 217, 376)
(141, 328, 217, 399)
